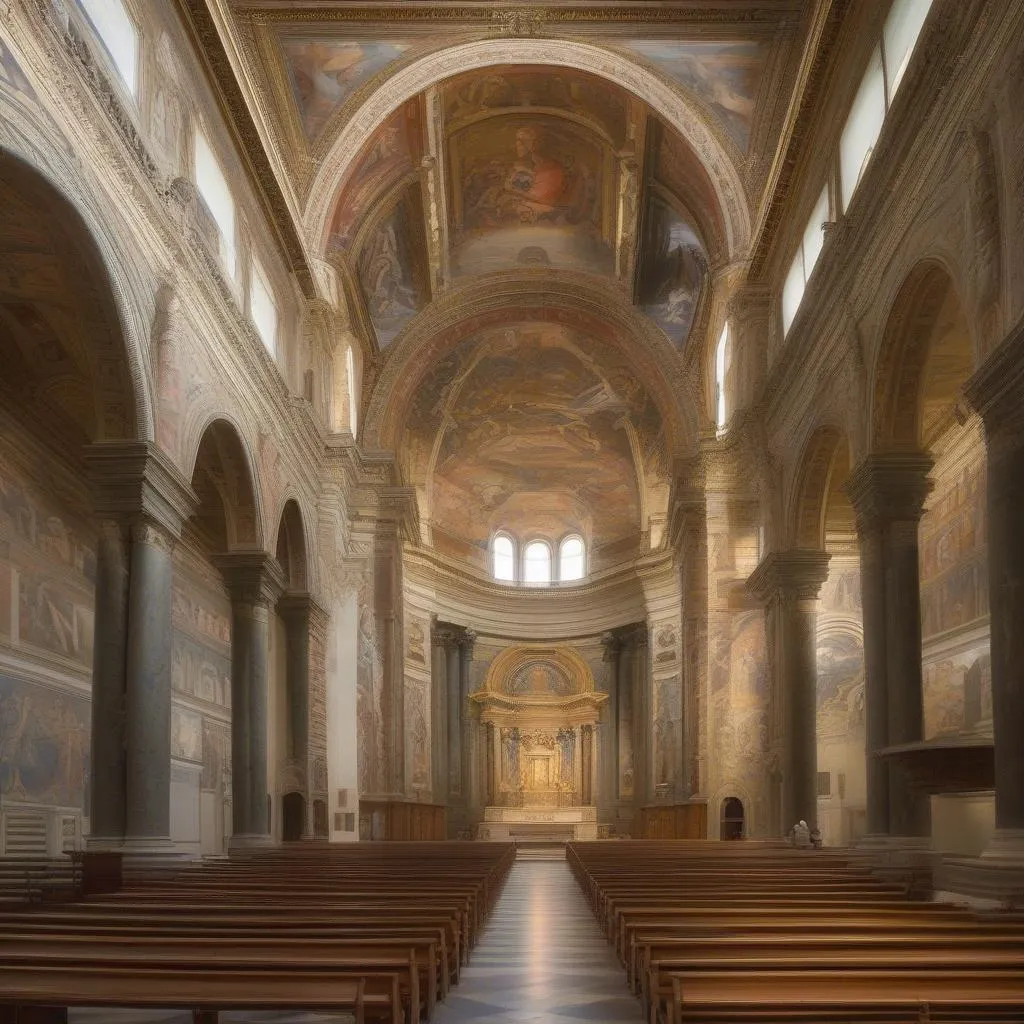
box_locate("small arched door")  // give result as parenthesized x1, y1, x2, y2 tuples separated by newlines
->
(720, 796, 745, 840)
(282, 792, 306, 842)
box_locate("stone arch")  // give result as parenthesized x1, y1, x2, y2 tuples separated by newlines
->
(303, 39, 750, 259)
(871, 259, 975, 450)
(789, 424, 855, 551)
(363, 272, 699, 456)
(0, 148, 153, 445)
(485, 645, 596, 696)
(185, 416, 265, 551)
(275, 497, 309, 592)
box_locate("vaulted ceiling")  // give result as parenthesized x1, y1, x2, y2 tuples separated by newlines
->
(180, 1, 841, 571)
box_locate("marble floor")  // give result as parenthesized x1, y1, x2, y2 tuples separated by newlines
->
(70, 857, 643, 1024)
(431, 858, 643, 1024)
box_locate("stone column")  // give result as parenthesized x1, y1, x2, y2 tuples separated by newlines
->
(485, 722, 496, 807)
(123, 519, 177, 844)
(582, 725, 595, 806)
(966, 320, 1024, 855)
(217, 552, 284, 848)
(85, 442, 196, 851)
(631, 628, 651, 806)
(599, 633, 621, 818)
(459, 630, 477, 816)
(429, 626, 450, 803)
(445, 632, 462, 798)
(88, 520, 129, 842)
(748, 550, 830, 833)
(847, 452, 933, 840)
(277, 594, 311, 767)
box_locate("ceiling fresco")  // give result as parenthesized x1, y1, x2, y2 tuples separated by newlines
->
(620, 40, 764, 151)
(355, 182, 430, 348)
(326, 99, 422, 251)
(636, 195, 708, 351)
(402, 323, 670, 568)
(447, 113, 615, 279)
(279, 36, 410, 140)
(442, 68, 632, 149)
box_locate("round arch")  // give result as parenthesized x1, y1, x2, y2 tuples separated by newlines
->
(0, 146, 154, 444)
(789, 423, 854, 551)
(303, 39, 750, 258)
(484, 644, 597, 696)
(185, 414, 266, 550)
(362, 272, 700, 455)
(275, 497, 309, 592)
(871, 259, 975, 450)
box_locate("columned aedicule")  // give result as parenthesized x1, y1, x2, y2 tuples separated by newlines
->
(471, 646, 607, 840)
(747, 549, 830, 834)
(846, 452, 933, 841)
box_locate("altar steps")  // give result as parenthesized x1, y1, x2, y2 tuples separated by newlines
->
(515, 840, 568, 861)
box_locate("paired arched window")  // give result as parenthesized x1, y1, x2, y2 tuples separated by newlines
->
(490, 533, 587, 585)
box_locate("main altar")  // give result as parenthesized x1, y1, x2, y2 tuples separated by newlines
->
(472, 646, 607, 841)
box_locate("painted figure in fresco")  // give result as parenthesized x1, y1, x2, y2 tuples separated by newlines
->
(464, 127, 596, 229)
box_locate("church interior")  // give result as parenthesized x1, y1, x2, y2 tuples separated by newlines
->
(2, 0, 1024, 1020)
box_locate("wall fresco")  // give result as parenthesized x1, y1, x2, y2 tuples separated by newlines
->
(0, 674, 88, 808)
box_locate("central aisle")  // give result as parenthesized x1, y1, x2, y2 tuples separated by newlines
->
(432, 857, 645, 1024)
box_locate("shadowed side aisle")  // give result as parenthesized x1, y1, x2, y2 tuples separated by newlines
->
(431, 858, 644, 1024)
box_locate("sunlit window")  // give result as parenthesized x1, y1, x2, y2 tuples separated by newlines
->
(346, 346, 358, 435)
(558, 536, 585, 582)
(80, 0, 138, 96)
(884, 0, 934, 102)
(714, 323, 730, 433)
(782, 185, 830, 334)
(250, 258, 277, 355)
(523, 541, 552, 585)
(840, 45, 886, 211)
(194, 129, 237, 279)
(493, 534, 516, 582)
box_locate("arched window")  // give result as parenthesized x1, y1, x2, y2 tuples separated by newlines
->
(558, 536, 585, 582)
(523, 540, 552, 585)
(714, 322, 730, 433)
(492, 534, 516, 582)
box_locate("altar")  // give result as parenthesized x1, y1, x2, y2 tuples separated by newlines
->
(471, 645, 607, 841)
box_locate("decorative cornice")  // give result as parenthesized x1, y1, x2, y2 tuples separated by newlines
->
(965, 311, 1024, 439)
(215, 549, 288, 605)
(235, 4, 801, 28)
(85, 441, 199, 538)
(746, 548, 830, 603)
(173, 0, 315, 297)
(845, 451, 934, 532)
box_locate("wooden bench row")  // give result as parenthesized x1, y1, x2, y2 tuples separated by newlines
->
(0, 841, 515, 1023)
(567, 841, 1024, 1024)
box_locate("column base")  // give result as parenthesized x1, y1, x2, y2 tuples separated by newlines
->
(228, 833, 276, 853)
(980, 828, 1024, 863)
(935, 833, 1024, 909)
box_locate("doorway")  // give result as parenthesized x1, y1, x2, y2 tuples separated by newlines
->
(282, 792, 306, 841)
(720, 796, 745, 840)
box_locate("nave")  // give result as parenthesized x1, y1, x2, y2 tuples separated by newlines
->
(431, 859, 643, 1024)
